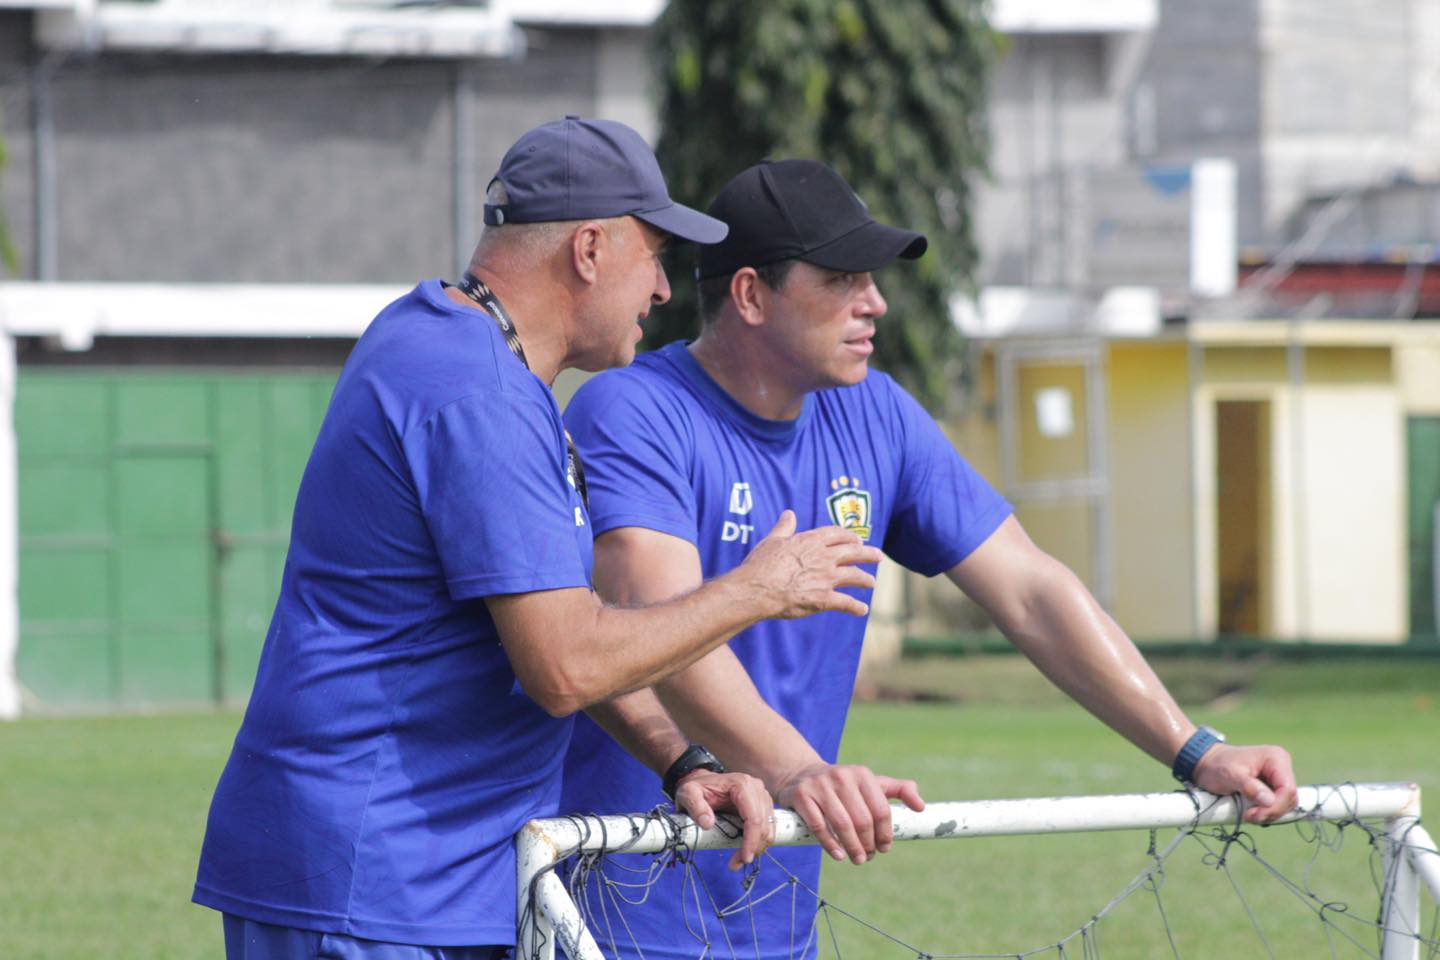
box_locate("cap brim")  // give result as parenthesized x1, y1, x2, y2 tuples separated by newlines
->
(801, 220, 927, 273)
(635, 202, 730, 245)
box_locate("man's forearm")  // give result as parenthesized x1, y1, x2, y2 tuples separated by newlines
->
(948, 518, 1193, 767)
(584, 690, 691, 777)
(950, 516, 1297, 823)
(654, 646, 827, 792)
(583, 649, 827, 791)
(493, 571, 779, 718)
(984, 556, 1194, 765)
(489, 515, 878, 717)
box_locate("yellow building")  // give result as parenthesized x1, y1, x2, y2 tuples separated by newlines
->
(940, 319, 1440, 644)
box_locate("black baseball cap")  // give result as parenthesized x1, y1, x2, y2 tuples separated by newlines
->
(484, 116, 727, 245)
(697, 160, 927, 280)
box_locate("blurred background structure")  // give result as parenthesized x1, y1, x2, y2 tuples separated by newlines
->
(0, 0, 1436, 717)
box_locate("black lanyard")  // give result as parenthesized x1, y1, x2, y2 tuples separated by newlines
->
(455, 272, 589, 511)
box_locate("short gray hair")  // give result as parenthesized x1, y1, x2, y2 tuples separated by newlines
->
(476, 181, 575, 256)
(477, 181, 632, 258)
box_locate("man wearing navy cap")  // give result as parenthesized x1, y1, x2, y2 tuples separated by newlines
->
(192, 122, 883, 958)
(561, 159, 1299, 959)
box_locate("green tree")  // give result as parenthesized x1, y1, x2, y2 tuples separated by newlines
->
(650, 0, 995, 410)
(0, 116, 16, 275)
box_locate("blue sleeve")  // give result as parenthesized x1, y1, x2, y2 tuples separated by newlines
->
(406, 391, 590, 600)
(880, 379, 1013, 576)
(564, 372, 699, 545)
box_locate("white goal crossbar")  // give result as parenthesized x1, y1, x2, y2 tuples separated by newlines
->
(516, 781, 1440, 960)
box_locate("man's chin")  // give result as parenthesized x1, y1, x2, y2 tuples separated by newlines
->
(600, 346, 640, 372)
(569, 340, 640, 373)
(838, 360, 872, 385)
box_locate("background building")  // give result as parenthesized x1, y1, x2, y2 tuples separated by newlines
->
(0, 0, 1437, 716)
(0, 0, 662, 714)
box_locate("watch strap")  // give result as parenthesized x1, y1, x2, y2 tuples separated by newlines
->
(662, 743, 726, 800)
(1172, 725, 1225, 783)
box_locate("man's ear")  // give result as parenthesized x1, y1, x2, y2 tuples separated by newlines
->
(731, 268, 767, 328)
(570, 221, 606, 285)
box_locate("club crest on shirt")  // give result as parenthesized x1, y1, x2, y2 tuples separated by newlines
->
(826, 475, 872, 541)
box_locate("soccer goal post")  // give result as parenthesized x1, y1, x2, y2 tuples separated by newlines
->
(516, 781, 1440, 960)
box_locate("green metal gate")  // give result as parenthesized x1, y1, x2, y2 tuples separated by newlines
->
(16, 370, 336, 709)
(1409, 416, 1440, 640)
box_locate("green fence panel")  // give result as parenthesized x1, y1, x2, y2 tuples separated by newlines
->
(16, 546, 113, 706)
(20, 464, 110, 537)
(16, 367, 339, 710)
(217, 546, 273, 703)
(214, 379, 269, 535)
(1409, 417, 1440, 638)
(213, 378, 276, 702)
(113, 453, 215, 704)
(15, 378, 108, 459)
(113, 378, 211, 447)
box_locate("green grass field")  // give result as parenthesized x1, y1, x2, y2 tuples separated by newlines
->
(0, 656, 1436, 959)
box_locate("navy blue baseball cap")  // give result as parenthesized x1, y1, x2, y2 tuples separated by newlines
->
(484, 116, 727, 245)
(698, 160, 926, 280)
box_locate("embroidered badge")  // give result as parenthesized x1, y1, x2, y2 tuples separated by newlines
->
(826, 474, 872, 541)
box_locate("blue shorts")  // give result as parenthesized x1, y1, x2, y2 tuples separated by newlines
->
(222, 915, 510, 960)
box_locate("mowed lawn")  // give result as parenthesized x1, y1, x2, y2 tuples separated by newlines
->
(1, 656, 1437, 959)
(821, 655, 1440, 958)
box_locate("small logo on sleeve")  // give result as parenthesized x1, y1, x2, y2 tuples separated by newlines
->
(826, 474, 872, 541)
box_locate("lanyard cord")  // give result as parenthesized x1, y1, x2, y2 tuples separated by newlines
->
(455, 272, 589, 511)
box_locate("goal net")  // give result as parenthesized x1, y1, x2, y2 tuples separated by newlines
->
(516, 782, 1440, 960)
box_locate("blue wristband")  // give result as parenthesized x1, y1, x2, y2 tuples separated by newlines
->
(1172, 725, 1225, 782)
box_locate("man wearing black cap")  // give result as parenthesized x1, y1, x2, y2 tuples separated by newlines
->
(191, 124, 883, 959)
(560, 159, 1298, 959)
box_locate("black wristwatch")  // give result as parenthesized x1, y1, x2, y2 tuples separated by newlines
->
(1172, 725, 1226, 783)
(662, 743, 726, 800)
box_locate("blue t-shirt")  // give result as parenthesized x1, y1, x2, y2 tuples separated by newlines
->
(559, 342, 1011, 960)
(194, 280, 594, 946)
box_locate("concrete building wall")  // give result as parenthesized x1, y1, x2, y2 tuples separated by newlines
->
(1397, 343, 1440, 414)
(48, 54, 459, 283)
(862, 327, 1427, 646)
(592, 28, 655, 143)
(1298, 380, 1406, 640)
(1142, 0, 1262, 152)
(0, 25, 627, 285)
(1262, 1, 1411, 139)
(1259, 0, 1437, 236)
(1106, 340, 1194, 637)
(1188, 341, 1409, 642)
(979, 33, 1133, 288)
(10, 4, 1436, 299)
(1135, 0, 1266, 246)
